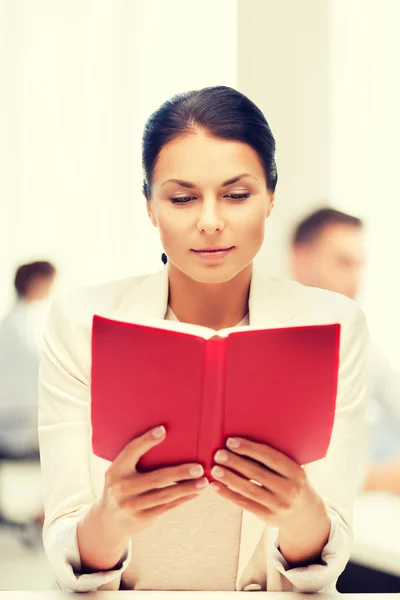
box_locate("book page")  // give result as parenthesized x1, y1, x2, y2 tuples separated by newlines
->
(105, 315, 218, 340)
(218, 322, 341, 337)
(217, 324, 270, 337)
(97, 314, 282, 339)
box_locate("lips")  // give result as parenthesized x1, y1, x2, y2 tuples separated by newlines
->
(192, 246, 234, 253)
(190, 246, 235, 261)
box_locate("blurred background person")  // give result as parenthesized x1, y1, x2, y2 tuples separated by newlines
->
(0, 261, 57, 458)
(290, 208, 400, 495)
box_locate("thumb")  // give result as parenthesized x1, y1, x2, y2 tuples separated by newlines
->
(112, 425, 166, 477)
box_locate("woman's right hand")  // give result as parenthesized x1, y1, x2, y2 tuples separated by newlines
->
(98, 425, 209, 542)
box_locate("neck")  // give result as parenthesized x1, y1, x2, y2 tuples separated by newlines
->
(168, 264, 252, 330)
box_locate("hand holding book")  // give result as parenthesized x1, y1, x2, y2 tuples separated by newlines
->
(96, 425, 209, 542)
(210, 435, 331, 567)
(77, 424, 211, 573)
(91, 421, 330, 571)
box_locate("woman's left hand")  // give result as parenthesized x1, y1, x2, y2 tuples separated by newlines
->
(211, 437, 331, 566)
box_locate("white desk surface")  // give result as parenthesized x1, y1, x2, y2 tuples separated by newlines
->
(351, 492, 400, 576)
(0, 594, 399, 599)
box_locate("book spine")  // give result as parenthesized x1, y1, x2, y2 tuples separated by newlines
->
(197, 336, 227, 479)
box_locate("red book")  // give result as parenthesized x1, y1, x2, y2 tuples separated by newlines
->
(91, 316, 340, 479)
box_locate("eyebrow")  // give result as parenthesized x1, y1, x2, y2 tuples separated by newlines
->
(160, 173, 257, 189)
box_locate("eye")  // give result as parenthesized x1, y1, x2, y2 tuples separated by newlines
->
(225, 193, 250, 201)
(170, 196, 196, 204)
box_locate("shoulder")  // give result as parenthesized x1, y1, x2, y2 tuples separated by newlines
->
(48, 273, 150, 330)
(260, 274, 365, 327)
(42, 274, 156, 375)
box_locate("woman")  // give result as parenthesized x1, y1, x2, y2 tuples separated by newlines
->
(38, 86, 367, 593)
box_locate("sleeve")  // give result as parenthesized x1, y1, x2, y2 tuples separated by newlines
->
(38, 296, 132, 593)
(270, 302, 368, 593)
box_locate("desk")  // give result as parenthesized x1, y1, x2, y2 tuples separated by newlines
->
(351, 492, 400, 577)
(0, 594, 400, 599)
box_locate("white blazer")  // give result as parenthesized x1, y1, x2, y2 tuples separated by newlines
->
(38, 267, 367, 593)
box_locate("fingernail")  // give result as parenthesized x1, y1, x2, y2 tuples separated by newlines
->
(214, 450, 229, 463)
(195, 477, 209, 490)
(227, 437, 240, 449)
(152, 426, 166, 439)
(212, 466, 225, 478)
(189, 465, 204, 477)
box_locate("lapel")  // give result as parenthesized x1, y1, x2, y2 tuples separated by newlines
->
(248, 267, 297, 328)
(111, 266, 298, 585)
(114, 266, 170, 322)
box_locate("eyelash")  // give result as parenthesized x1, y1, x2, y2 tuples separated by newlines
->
(170, 193, 250, 204)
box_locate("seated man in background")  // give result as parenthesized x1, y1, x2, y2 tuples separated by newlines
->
(291, 208, 400, 495)
(0, 261, 56, 458)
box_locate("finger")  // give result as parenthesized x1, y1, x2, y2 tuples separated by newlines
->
(211, 465, 284, 511)
(118, 463, 205, 496)
(215, 450, 292, 495)
(212, 483, 272, 523)
(226, 438, 301, 479)
(139, 493, 200, 522)
(111, 426, 167, 477)
(122, 478, 209, 512)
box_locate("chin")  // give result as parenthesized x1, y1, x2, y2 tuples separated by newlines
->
(180, 263, 249, 285)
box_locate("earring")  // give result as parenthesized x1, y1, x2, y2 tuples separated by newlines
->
(161, 253, 168, 265)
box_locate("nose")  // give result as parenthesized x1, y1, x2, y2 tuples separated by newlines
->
(196, 197, 225, 234)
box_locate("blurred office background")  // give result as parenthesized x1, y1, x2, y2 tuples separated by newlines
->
(0, 0, 399, 591)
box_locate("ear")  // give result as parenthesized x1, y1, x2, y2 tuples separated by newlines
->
(266, 193, 275, 219)
(144, 191, 158, 228)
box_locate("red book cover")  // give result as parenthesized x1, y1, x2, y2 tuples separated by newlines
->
(91, 316, 340, 478)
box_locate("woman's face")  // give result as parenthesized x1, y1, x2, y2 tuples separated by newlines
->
(147, 131, 274, 284)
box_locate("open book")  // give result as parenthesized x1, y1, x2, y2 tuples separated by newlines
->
(91, 315, 340, 477)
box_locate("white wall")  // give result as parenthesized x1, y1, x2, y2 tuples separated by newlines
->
(329, 0, 400, 368)
(0, 0, 237, 316)
(237, 0, 333, 278)
(0, 0, 14, 310)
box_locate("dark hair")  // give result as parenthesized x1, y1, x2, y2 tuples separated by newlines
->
(292, 208, 363, 246)
(14, 261, 56, 298)
(142, 86, 278, 199)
